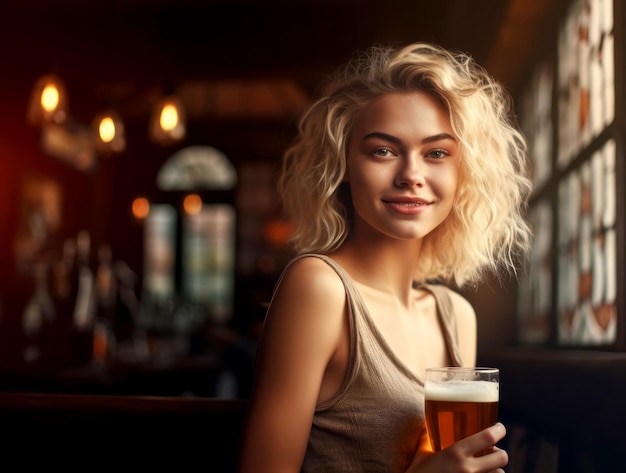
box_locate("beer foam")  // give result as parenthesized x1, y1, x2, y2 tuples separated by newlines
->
(425, 380, 499, 402)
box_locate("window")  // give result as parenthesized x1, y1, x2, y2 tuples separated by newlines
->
(141, 146, 237, 332)
(516, 0, 620, 348)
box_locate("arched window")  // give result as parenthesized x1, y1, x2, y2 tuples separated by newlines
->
(142, 146, 237, 330)
(156, 145, 237, 191)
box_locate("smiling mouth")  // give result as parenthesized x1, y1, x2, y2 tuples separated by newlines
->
(382, 199, 432, 216)
(383, 199, 430, 206)
(394, 202, 426, 207)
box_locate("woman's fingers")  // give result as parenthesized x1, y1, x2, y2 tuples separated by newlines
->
(459, 423, 507, 457)
(410, 423, 508, 472)
(435, 423, 508, 472)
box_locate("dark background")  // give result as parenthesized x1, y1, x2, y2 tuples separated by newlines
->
(0, 0, 567, 364)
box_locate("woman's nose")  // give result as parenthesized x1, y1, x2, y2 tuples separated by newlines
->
(395, 157, 426, 188)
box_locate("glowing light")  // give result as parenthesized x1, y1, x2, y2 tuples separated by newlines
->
(149, 95, 186, 144)
(264, 219, 294, 247)
(160, 103, 179, 132)
(41, 83, 60, 112)
(132, 197, 150, 220)
(92, 110, 126, 153)
(98, 116, 116, 143)
(183, 194, 202, 215)
(28, 74, 68, 125)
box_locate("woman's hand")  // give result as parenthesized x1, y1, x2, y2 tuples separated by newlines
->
(408, 423, 509, 473)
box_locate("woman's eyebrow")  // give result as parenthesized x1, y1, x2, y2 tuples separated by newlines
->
(362, 131, 402, 145)
(421, 133, 457, 144)
(362, 131, 457, 144)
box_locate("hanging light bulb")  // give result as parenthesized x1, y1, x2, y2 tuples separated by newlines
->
(99, 117, 116, 143)
(27, 73, 69, 126)
(41, 83, 60, 113)
(160, 103, 180, 132)
(149, 94, 186, 145)
(92, 109, 126, 154)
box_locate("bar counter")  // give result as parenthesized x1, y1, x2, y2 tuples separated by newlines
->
(0, 390, 248, 471)
(480, 348, 626, 472)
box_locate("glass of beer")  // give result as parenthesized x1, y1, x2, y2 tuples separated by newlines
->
(424, 367, 499, 454)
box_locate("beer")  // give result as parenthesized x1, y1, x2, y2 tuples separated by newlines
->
(424, 368, 499, 453)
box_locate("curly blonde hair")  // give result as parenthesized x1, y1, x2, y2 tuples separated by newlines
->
(278, 42, 532, 287)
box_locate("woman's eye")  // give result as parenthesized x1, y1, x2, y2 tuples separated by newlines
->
(427, 149, 448, 159)
(372, 147, 394, 157)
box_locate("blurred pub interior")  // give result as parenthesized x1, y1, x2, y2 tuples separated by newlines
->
(0, 0, 624, 471)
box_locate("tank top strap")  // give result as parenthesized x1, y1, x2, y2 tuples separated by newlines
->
(277, 253, 362, 387)
(419, 283, 464, 367)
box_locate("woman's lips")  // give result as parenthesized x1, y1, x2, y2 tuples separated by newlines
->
(383, 198, 431, 215)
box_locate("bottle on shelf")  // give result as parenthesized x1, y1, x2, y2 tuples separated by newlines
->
(21, 261, 56, 366)
(73, 230, 95, 331)
(49, 237, 77, 367)
(52, 237, 77, 319)
(93, 243, 117, 364)
(113, 259, 148, 362)
(70, 230, 96, 365)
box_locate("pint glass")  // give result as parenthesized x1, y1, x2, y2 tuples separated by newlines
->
(424, 367, 499, 453)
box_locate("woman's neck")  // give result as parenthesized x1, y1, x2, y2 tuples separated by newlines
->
(330, 237, 422, 307)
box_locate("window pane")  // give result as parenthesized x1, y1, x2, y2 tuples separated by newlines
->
(182, 204, 236, 323)
(557, 139, 617, 345)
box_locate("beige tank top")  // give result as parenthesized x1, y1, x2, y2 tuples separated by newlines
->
(287, 254, 463, 473)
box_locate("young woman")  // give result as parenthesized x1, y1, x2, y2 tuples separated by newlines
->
(238, 42, 532, 473)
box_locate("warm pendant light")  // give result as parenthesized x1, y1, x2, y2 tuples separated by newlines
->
(27, 73, 69, 126)
(92, 109, 126, 154)
(149, 94, 186, 145)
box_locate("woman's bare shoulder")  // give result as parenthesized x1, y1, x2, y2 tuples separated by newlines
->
(264, 256, 349, 335)
(277, 256, 347, 300)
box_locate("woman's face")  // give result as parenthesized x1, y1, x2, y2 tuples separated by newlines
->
(345, 91, 459, 242)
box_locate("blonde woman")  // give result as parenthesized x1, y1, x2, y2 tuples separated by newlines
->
(238, 42, 532, 473)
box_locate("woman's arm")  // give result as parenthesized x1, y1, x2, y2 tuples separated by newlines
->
(238, 257, 348, 473)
